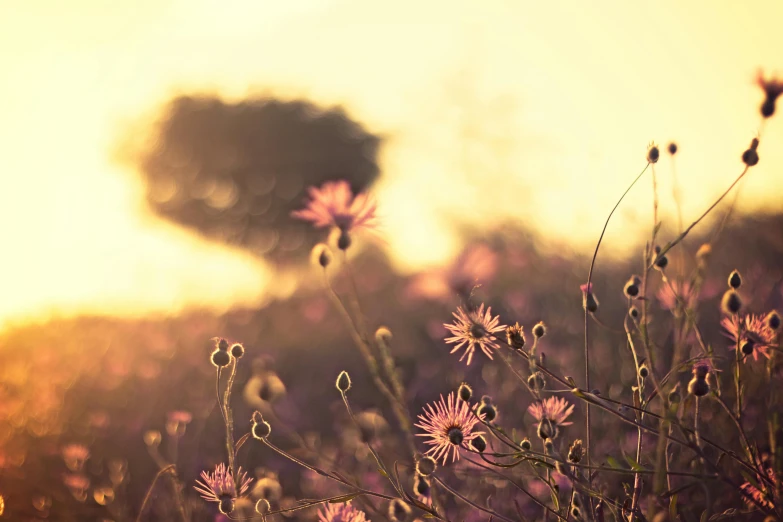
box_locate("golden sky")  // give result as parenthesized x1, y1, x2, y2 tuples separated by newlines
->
(0, 0, 781, 326)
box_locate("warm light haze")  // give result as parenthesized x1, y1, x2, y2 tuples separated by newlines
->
(1, 0, 782, 326)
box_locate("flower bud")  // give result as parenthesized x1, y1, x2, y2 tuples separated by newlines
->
(638, 364, 649, 379)
(765, 310, 781, 331)
(230, 343, 245, 358)
(458, 382, 472, 402)
(416, 456, 437, 476)
(647, 144, 660, 164)
(532, 322, 547, 338)
(668, 142, 678, 155)
(520, 438, 532, 451)
(337, 230, 352, 250)
(506, 323, 526, 350)
(478, 402, 497, 422)
(688, 377, 710, 397)
(624, 276, 642, 298)
(568, 439, 584, 463)
(336, 371, 351, 393)
(211, 349, 232, 368)
(528, 372, 546, 391)
(470, 435, 487, 453)
(721, 290, 742, 315)
(741, 339, 755, 356)
(728, 270, 742, 289)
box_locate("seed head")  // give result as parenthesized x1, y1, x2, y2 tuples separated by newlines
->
(336, 371, 351, 393)
(532, 322, 547, 338)
(629, 306, 639, 319)
(638, 364, 649, 379)
(255, 499, 271, 515)
(230, 343, 245, 358)
(647, 144, 660, 164)
(742, 138, 760, 167)
(251, 415, 271, 440)
(728, 270, 742, 289)
(217, 338, 230, 351)
(470, 434, 487, 453)
(478, 403, 497, 422)
(721, 290, 743, 315)
(668, 142, 678, 155)
(654, 254, 668, 271)
(416, 456, 437, 476)
(457, 382, 472, 402)
(388, 498, 411, 522)
(506, 323, 526, 350)
(544, 439, 554, 452)
(520, 438, 532, 451)
(211, 349, 232, 368)
(765, 310, 781, 331)
(568, 439, 584, 463)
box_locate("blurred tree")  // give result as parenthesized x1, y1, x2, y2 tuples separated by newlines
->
(137, 95, 381, 265)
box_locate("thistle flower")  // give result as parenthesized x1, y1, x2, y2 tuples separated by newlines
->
(528, 397, 574, 440)
(722, 314, 776, 361)
(292, 180, 376, 233)
(194, 463, 252, 511)
(415, 392, 484, 464)
(444, 304, 506, 365)
(318, 502, 370, 522)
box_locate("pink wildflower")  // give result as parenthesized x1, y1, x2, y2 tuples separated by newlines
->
(741, 467, 776, 510)
(318, 502, 370, 522)
(444, 304, 506, 365)
(415, 392, 484, 464)
(291, 180, 376, 233)
(194, 463, 252, 504)
(721, 314, 776, 361)
(528, 397, 574, 440)
(657, 281, 697, 311)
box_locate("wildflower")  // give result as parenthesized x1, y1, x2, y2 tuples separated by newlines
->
(506, 323, 526, 350)
(757, 71, 783, 118)
(720, 290, 743, 315)
(657, 280, 697, 311)
(194, 463, 252, 515)
(388, 498, 411, 522)
(292, 180, 376, 234)
(457, 382, 472, 402)
(415, 392, 484, 464)
(528, 397, 574, 440)
(62, 444, 90, 472)
(318, 502, 370, 522)
(532, 321, 547, 338)
(722, 314, 776, 361)
(444, 304, 506, 365)
(581, 283, 599, 313)
(740, 468, 776, 510)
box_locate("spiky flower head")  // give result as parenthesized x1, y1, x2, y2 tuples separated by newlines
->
(318, 502, 370, 522)
(722, 314, 776, 361)
(506, 322, 526, 350)
(415, 392, 484, 464)
(444, 304, 506, 365)
(194, 463, 252, 509)
(528, 397, 574, 440)
(292, 180, 377, 234)
(568, 439, 584, 463)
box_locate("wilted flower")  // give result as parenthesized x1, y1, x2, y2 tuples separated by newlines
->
(528, 397, 574, 440)
(506, 323, 526, 350)
(415, 392, 484, 464)
(722, 314, 776, 361)
(444, 304, 506, 365)
(194, 463, 252, 506)
(318, 502, 370, 522)
(292, 180, 376, 233)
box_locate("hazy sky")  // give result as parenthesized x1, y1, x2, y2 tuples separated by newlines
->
(1, 0, 781, 325)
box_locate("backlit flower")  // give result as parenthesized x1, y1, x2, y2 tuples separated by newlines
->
(444, 304, 506, 365)
(721, 314, 776, 361)
(318, 502, 370, 522)
(194, 463, 252, 504)
(415, 392, 484, 464)
(292, 180, 376, 233)
(528, 397, 574, 440)
(741, 467, 776, 510)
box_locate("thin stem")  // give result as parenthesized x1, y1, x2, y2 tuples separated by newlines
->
(432, 475, 518, 522)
